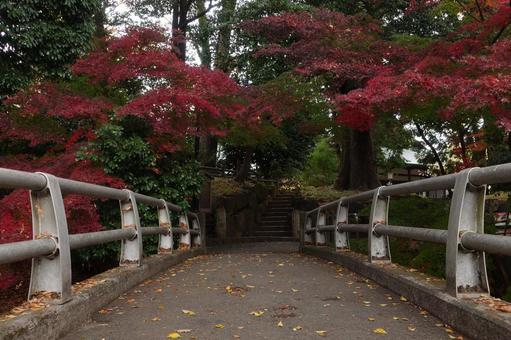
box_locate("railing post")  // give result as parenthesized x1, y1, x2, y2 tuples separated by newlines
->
(446, 168, 489, 297)
(304, 215, 313, 245)
(368, 187, 391, 263)
(29, 173, 72, 304)
(157, 200, 173, 253)
(119, 190, 143, 265)
(315, 209, 326, 246)
(179, 214, 191, 250)
(335, 201, 349, 250)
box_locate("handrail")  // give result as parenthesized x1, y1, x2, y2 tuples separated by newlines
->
(0, 167, 203, 304)
(303, 163, 511, 298)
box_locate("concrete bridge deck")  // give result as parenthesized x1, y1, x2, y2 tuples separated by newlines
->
(62, 243, 462, 340)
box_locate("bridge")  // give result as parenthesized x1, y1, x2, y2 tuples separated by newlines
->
(1, 165, 511, 339)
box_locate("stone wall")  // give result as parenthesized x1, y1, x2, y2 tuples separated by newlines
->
(209, 183, 275, 241)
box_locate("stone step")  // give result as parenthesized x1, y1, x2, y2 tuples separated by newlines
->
(254, 230, 293, 236)
(266, 206, 292, 211)
(260, 220, 289, 226)
(255, 226, 291, 232)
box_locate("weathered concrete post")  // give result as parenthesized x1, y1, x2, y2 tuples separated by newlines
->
(119, 190, 143, 266)
(29, 173, 72, 304)
(335, 200, 350, 250)
(446, 168, 489, 297)
(157, 200, 173, 253)
(368, 187, 391, 263)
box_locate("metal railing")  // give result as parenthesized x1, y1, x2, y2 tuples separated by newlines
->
(0, 168, 203, 304)
(303, 163, 511, 297)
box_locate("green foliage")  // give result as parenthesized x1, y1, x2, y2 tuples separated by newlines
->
(211, 177, 247, 197)
(79, 121, 203, 209)
(350, 196, 498, 278)
(74, 120, 204, 265)
(0, 0, 101, 97)
(298, 137, 338, 186)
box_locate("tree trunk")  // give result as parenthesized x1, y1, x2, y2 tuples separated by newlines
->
(199, 135, 218, 167)
(415, 122, 447, 175)
(334, 129, 380, 190)
(235, 147, 253, 182)
(214, 0, 236, 72)
(196, 0, 212, 67)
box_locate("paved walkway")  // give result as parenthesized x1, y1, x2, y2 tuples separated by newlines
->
(62, 243, 464, 339)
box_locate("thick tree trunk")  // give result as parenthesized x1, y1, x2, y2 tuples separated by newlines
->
(334, 129, 380, 190)
(199, 135, 218, 167)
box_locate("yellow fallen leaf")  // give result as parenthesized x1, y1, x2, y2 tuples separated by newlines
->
(373, 328, 387, 334)
(151, 317, 161, 321)
(293, 326, 303, 331)
(182, 309, 196, 316)
(316, 330, 327, 337)
(400, 296, 408, 302)
(408, 326, 416, 332)
(167, 332, 181, 339)
(249, 310, 264, 317)
(215, 324, 225, 329)
(291, 288, 299, 292)
(277, 320, 283, 327)
(379, 304, 387, 307)
(368, 317, 376, 321)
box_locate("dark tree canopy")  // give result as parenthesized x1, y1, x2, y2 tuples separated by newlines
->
(0, 0, 101, 98)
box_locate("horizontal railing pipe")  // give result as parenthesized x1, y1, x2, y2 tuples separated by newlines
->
(0, 238, 55, 265)
(59, 178, 127, 201)
(69, 229, 137, 250)
(379, 174, 456, 197)
(374, 224, 448, 244)
(0, 168, 46, 191)
(338, 224, 370, 233)
(317, 225, 336, 232)
(172, 227, 189, 235)
(469, 163, 511, 186)
(343, 190, 377, 204)
(460, 232, 511, 257)
(166, 202, 183, 212)
(141, 227, 169, 236)
(133, 193, 166, 208)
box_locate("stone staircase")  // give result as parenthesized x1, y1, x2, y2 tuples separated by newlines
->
(253, 193, 295, 239)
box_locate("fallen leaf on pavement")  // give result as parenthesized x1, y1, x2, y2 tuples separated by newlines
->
(249, 310, 264, 317)
(373, 328, 387, 334)
(182, 309, 196, 316)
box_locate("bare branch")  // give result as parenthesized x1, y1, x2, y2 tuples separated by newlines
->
(185, 0, 217, 25)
